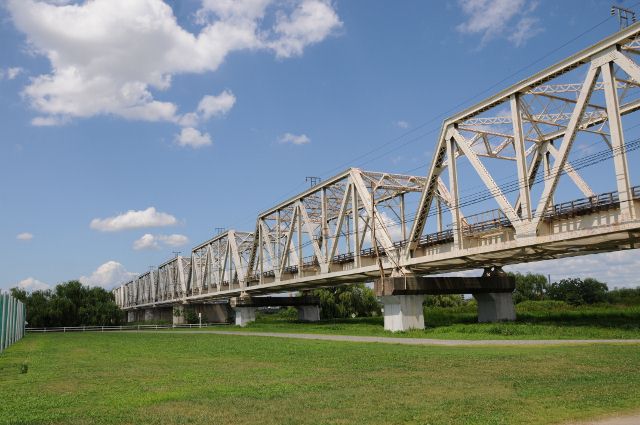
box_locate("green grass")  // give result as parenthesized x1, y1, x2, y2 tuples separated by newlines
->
(213, 303, 640, 340)
(1, 332, 640, 424)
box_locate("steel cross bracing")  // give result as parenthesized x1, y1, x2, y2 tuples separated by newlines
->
(115, 24, 640, 310)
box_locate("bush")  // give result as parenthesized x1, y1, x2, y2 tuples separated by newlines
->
(424, 294, 465, 308)
(607, 287, 640, 305)
(546, 278, 608, 305)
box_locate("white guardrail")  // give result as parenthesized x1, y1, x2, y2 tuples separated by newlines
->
(26, 323, 228, 333)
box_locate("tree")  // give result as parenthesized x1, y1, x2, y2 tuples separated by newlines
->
(508, 272, 548, 303)
(312, 284, 381, 319)
(546, 277, 608, 305)
(10, 280, 124, 327)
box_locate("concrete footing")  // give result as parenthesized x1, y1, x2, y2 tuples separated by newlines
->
(380, 295, 425, 332)
(296, 305, 320, 322)
(234, 307, 257, 327)
(474, 292, 516, 322)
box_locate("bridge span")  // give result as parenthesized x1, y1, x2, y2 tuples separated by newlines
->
(114, 24, 640, 331)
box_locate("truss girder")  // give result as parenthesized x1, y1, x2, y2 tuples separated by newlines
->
(115, 25, 640, 310)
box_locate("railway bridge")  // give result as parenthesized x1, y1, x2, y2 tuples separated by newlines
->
(114, 24, 640, 331)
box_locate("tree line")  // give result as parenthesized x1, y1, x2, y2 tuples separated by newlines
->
(10, 281, 123, 328)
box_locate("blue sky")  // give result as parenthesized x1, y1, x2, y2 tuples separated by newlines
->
(1, 0, 640, 292)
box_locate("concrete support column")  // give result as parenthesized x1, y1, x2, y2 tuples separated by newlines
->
(144, 309, 155, 322)
(172, 305, 185, 325)
(380, 295, 425, 332)
(474, 292, 516, 322)
(234, 307, 257, 327)
(127, 311, 136, 323)
(296, 305, 320, 322)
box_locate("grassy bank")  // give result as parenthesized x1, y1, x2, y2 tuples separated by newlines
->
(1, 332, 640, 424)
(215, 302, 640, 339)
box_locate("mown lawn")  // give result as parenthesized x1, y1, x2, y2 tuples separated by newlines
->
(222, 302, 640, 340)
(1, 332, 640, 424)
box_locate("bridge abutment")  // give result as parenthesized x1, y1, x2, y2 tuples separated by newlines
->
(380, 295, 425, 332)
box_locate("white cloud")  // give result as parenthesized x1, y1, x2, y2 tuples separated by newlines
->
(7, 0, 341, 126)
(31, 116, 69, 126)
(269, 0, 343, 58)
(395, 120, 409, 129)
(160, 233, 189, 247)
(90, 207, 178, 232)
(17, 277, 50, 291)
(456, 0, 542, 48)
(133, 233, 159, 250)
(133, 233, 189, 250)
(175, 127, 212, 148)
(80, 260, 138, 289)
(279, 132, 310, 145)
(1, 67, 23, 80)
(16, 232, 34, 241)
(197, 90, 236, 121)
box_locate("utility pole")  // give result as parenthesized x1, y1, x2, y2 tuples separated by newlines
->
(611, 5, 636, 30)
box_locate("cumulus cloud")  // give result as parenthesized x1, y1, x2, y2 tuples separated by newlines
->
(90, 207, 178, 232)
(133, 233, 189, 250)
(279, 132, 310, 145)
(7, 0, 341, 126)
(17, 277, 50, 291)
(197, 90, 236, 121)
(16, 232, 34, 241)
(269, 0, 342, 57)
(80, 260, 138, 289)
(456, 0, 542, 48)
(175, 127, 212, 148)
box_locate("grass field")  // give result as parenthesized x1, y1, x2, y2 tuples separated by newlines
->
(216, 302, 640, 340)
(1, 332, 640, 424)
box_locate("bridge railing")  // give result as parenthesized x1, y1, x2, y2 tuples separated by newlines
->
(1, 293, 26, 353)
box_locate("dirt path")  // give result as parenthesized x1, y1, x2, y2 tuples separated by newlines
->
(136, 329, 640, 346)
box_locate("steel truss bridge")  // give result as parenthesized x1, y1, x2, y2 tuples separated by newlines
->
(115, 24, 640, 314)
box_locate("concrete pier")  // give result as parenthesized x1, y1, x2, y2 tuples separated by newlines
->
(380, 295, 425, 332)
(474, 292, 516, 322)
(234, 307, 257, 327)
(296, 305, 320, 322)
(172, 305, 186, 325)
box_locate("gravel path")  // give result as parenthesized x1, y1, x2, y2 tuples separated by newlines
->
(142, 330, 640, 346)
